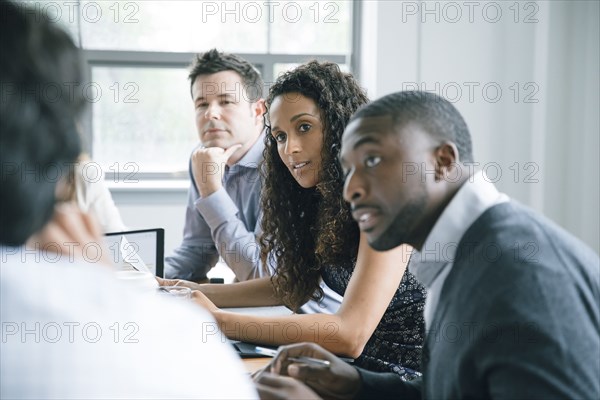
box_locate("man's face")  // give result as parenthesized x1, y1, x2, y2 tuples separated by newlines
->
(340, 116, 437, 251)
(192, 70, 263, 151)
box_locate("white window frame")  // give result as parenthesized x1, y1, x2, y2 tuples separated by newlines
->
(75, 1, 362, 182)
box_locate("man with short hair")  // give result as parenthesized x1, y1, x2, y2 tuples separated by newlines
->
(165, 49, 267, 282)
(255, 91, 600, 399)
(164, 49, 342, 313)
(0, 4, 256, 398)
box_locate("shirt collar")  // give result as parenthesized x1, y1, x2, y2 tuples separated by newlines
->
(410, 170, 509, 286)
(235, 130, 265, 169)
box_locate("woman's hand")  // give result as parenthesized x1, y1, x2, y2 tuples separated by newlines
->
(155, 277, 202, 291)
(191, 290, 220, 314)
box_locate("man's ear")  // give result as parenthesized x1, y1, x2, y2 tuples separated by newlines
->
(434, 141, 460, 180)
(252, 98, 266, 121)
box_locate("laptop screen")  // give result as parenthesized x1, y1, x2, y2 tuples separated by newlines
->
(104, 228, 164, 277)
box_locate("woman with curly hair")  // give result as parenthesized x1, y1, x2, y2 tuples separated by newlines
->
(169, 61, 426, 377)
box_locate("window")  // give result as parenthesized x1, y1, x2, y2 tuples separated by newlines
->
(20, 0, 358, 179)
(91, 66, 196, 175)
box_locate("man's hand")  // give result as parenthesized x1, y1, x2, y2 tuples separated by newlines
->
(191, 144, 242, 198)
(268, 342, 361, 400)
(28, 203, 110, 266)
(255, 372, 322, 400)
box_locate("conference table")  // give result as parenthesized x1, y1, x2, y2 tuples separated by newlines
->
(243, 357, 271, 374)
(222, 305, 293, 374)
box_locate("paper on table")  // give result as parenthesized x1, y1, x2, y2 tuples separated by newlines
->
(120, 235, 151, 274)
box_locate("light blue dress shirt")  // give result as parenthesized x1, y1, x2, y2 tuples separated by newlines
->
(165, 136, 266, 281)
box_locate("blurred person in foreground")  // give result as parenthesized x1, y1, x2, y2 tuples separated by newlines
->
(0, 2, 256, 398)
(255, 91, 600, 400)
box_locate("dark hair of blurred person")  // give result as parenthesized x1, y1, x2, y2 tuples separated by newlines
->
(0, 1, 85, 245)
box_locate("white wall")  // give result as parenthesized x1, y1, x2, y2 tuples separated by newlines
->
(359, 0, 599, 252)
(112, 0, 599, 254)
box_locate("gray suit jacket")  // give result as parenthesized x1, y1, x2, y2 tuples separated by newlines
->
(358, 201, 600, 399)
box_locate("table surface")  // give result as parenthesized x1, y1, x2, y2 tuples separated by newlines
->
(219, 306, 292, 374)
(243, 357, 271, 374)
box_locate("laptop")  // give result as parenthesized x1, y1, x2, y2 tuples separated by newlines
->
(104, 228, 165, 277)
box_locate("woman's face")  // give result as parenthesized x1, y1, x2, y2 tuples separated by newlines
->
(269, 93, 324, 188)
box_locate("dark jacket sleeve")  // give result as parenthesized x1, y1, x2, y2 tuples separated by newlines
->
(355, 367, 422, 400)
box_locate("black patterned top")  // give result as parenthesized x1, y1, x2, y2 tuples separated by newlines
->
(321, 262, 426, 379)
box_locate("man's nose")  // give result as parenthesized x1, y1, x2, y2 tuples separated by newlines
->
(343, 169, 367, 203)
(204, 103, 221, 119)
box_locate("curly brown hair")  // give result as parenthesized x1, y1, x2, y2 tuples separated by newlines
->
(260, 61, 368, 311)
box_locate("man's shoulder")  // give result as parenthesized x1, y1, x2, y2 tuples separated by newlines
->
(449, 201, 599, 297)
(1, 248, 199, 320)
(459, 201, 596, 260)
(1, 249, 257, 398)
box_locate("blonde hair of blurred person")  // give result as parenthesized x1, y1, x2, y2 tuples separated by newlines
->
(57, 153, 126, 233)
